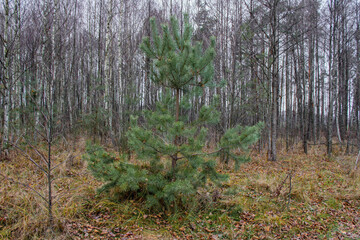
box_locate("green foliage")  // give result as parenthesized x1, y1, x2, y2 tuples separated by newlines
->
(140, 14, 215, 91)
(218, 122, 265, 169)
(85, 15, 263, 212)
(84, 143, 147, 196)
(84, 141, 221, 210)
(82, 107, 109, 137)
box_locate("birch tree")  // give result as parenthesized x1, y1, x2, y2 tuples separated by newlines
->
(104, 0, 114, 142)
(1, 0, 11, 156)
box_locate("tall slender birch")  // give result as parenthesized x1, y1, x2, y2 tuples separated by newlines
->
(118, 0, 123, 131)
(2, 0, 10, 155)
(14, 0, 21, 135)
(105, 0, 114, 140)
(327, 0, 335, 156)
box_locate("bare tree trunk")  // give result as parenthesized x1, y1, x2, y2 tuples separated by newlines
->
(315, 26, 321, 144)
(13, 0, 22, 136)
(356, 3, 360, 148)
(327, 0, 335, 156)
(47, 117, 53, 228)
(1, 0, 11, 156)
(305, 10, 315, 154)
(268, 0, 279, 162)
(285, 39, 290, 151)
(105, 0, 114, 143)
(117, 0, 123, 143)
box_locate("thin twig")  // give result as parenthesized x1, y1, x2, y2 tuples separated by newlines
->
(12, 133, 25, 146)
(0, 172, 48, 203)
(11, 143, 48, 175)
(273, 173, 289, 198)
(354, 150, 360, 171)
(287, 171, 292, 209)
(25, 139, 49, 165)
(33, 126, 48, 140)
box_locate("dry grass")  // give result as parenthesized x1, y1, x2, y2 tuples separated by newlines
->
(0, 138, 99, 239)
(1, 138, 359, 239)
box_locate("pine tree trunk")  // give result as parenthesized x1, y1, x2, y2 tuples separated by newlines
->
(172, 88, 180, 171)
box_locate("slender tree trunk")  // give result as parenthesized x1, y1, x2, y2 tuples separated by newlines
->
(117, 0, 123, 143)
(268, 0, 279, 162)
(356, 4, 360, 148)
(305, 23, 314, 154)
(172, 88, 180, 171)
(315, 27, 321, 144)
(327, 0, 335, 156)
(47, 119, 53, 228)
(285, 40, 290, 151)
(105, 0, 114, 143)
(2, 0, 10, 155)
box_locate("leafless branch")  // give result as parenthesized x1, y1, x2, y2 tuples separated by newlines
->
(0, 172, 48, 203)
(11, 143, 48, 175)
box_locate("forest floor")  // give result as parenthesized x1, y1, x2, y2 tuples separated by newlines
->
(0, 138, 360, 239)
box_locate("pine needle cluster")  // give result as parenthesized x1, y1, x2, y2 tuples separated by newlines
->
(84, 15, 263, 211)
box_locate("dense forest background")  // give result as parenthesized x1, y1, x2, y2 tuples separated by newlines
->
(1, 1, 360, 239)
(1, 0, 360, 160)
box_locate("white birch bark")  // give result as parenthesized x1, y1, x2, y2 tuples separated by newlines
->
(2, 0, 10, 154)
(118, 0, 123, 124)
(105, 0, 114, 139)
(14, 0, 21, 135)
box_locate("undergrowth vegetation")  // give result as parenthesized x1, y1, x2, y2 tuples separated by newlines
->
(0, 139, 359, 239)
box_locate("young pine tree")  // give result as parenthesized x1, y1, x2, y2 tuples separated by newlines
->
(85, 15, 263, 211)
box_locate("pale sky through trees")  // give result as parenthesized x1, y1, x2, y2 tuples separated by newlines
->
(0, 0, 359, 159)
